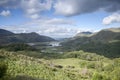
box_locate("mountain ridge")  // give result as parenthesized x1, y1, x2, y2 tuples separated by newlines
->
(61, 28, 120, 58)
(75, 31, 93, 37)
(0, 29, 55, 45)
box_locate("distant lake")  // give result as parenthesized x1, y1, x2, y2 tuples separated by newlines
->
(27, 41, 61, 47)
(49, 41, 61, 47)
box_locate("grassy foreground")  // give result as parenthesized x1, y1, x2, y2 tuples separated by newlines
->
(0, 50, 120, 80)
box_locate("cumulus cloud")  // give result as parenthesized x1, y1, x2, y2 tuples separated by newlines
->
(54, 0, 120, 16)
(0, 10, 11, 16)
(21, 0, 52, 19)
(103, 12, 120, 25)
(0, 0, 52, 19)
(1, 0, 120, 19)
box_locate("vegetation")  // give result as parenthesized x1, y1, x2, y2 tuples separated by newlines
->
(0, 29, 55, 45)
(0, 28, 119, 80)
(0, 49, 120, 80)
(0, 61, 7, 79)
(61, 29, 120, 58)
(0, 43, 37, 51)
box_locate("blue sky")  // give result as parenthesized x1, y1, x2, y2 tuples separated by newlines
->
(0, 0, 120, 38)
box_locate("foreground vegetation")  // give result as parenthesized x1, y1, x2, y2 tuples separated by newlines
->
(0, 49, 120, 80)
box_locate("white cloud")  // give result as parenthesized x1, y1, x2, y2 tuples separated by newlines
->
(54, 0, 76, 16)
(54, 0, 120, 16)
(0, 0, 120, 20)
(0, 0, 53, 19)
(1, 17, 82, 38)
(21, 0, 52, 19)
(29, 14, 40, 19)
(43, 18, 74, 25)
(103, 12, 120, 25)
(0, 10, 11, 16)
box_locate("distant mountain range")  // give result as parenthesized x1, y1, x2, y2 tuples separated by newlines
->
(75, 31, 92, 37)
(61, 28, 120, 58)
(0, 29, 55, 45)
(0, 29, 14, 36)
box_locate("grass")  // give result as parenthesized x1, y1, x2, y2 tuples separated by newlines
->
(51, 58, 82, 68)
(0, 49, 120, 80)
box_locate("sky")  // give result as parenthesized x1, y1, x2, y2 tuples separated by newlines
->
(0, 0, 120, 38)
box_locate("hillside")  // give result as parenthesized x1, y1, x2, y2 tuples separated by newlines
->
(0, 29, 14, 36)
(91, 29, 120, 43)
(61, 28, 120, 58)
(0, 29, 55, 45)
(0, 49, 120, 80)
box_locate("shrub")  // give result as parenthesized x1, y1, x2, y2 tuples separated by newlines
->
(110, 68, 120, 80)
(0, 62, 7, 78)
(92, 72, 103, 80)
(87, 62, 95, 69)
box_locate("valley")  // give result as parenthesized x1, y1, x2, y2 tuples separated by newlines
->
(0, 28, 120, 80)
(0, 0, 120, 80)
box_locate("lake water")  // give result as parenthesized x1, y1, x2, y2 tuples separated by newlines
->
(49, 41, 61, 47)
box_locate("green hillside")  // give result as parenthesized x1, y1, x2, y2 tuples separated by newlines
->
(0, 29, 55, 45)
(0, 28, 120, 80)
(61, 28, 120, 58)
(0, 49, 120, 80)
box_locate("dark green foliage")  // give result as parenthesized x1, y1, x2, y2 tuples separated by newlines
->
(0, 62, 7, 78)
(2, 43, 37, 51)
(61, 28, 120, 58)
(54, 65, 63, 68)
(61, 40, 120, 58)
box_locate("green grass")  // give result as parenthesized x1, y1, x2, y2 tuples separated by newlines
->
(51, 58, 82, 68)
(0, 49, 120, 80)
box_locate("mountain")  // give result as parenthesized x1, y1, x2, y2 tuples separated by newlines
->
(0, 29, 14, 36)
(75, 31, 92, 37)
(91, 29, 120, 43)
(14, 32, 55, 43)
(61, 28, 120, 58)
(0, 29, 55, 45)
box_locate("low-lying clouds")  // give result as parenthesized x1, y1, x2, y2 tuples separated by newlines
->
(1, 18, 82, 38)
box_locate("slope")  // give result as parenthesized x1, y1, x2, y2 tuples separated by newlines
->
(0, 29, 55, 45)
(61, 28, 120, 58)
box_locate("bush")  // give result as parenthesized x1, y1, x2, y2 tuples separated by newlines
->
(0, 62, 7, 78)
(92, 72, 103, 80)
(110, 68, 120, 80)
(87, 62, 95, 69)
